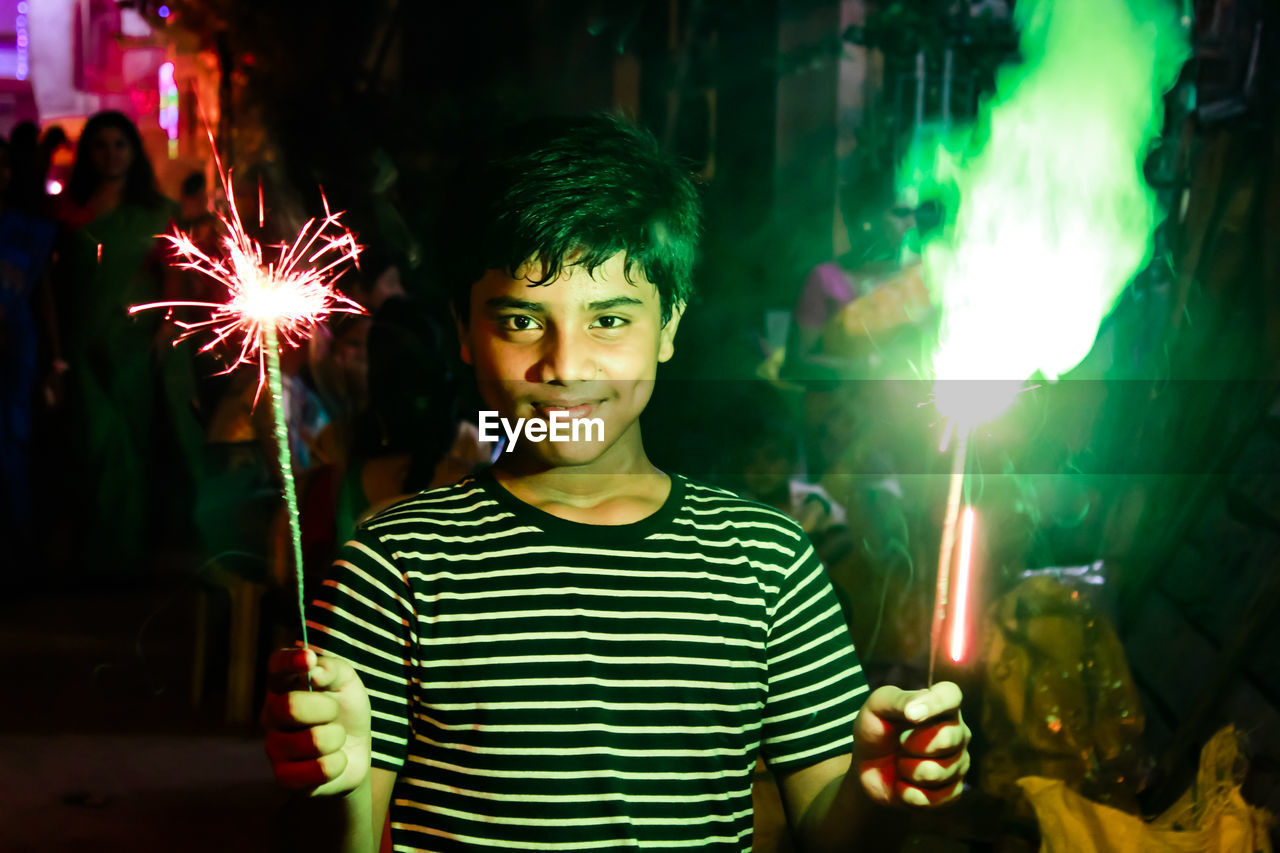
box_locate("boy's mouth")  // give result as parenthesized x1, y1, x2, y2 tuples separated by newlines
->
(530, 401, 600, 420)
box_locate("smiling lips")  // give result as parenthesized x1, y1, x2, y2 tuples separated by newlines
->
(532, 401, 599, 420)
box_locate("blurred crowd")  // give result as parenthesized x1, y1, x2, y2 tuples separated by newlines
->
(1, 110, 489, 601)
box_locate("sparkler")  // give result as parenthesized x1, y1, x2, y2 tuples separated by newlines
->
(915, 0, 1186, 683)
(927, 429, 970, 683)
(131, 148, 365, 656)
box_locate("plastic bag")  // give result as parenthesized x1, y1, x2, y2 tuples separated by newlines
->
(1020, 725, 1274, 852)
(981, 576, 1146, 812)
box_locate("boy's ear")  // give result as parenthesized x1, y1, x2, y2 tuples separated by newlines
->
(657, 301, 686, 364)
(452, 306, 473, 365)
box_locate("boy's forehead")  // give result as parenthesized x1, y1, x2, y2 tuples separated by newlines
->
(475, 255, 659, 307)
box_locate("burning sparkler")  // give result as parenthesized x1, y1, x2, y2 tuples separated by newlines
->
(131, 149, 365, 656)
(916, 0, 1186, 681)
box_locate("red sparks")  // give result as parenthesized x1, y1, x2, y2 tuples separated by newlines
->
(131, 150, 365, 400)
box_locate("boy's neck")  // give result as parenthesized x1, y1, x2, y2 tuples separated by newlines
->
(490, 431, 672, 525)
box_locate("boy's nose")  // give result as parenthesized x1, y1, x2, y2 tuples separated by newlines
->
(535, 327, 598, 383)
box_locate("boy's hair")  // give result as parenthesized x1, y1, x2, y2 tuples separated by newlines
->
(441, 113, 701, 327)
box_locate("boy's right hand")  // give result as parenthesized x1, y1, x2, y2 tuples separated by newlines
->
(263, 647, 373, 797)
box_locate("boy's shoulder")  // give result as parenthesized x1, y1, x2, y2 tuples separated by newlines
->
(673, 473, 810, 542)
(356, 475, 496, 536)
(677, 473, 771, 508)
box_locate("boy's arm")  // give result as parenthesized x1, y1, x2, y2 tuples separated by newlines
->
(279, 774, 374, 853)
(276, 766, 394, 853)
(776, 753, 871, 853)
(370, 768, 395, 852)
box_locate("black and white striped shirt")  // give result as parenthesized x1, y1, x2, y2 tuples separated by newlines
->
(309, 471, 869, 852)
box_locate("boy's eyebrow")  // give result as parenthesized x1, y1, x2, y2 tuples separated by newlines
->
(484, 295, 646, 312)
(586, 296, 645, 311)
(485, 296, 545, 312)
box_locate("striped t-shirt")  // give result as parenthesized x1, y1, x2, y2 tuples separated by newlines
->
(308, 471, 869, 852)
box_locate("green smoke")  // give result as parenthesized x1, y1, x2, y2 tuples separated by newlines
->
(923, 0, 1188, 429)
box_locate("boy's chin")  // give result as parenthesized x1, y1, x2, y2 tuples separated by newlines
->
(515, 440, 614, 469)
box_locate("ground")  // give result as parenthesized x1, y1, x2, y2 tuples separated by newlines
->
(0, 575, 279, 853)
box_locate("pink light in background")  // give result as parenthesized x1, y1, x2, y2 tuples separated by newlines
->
(15, 0, 28, 81)
(159, 60, 178, 157)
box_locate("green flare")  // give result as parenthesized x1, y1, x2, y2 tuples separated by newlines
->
(923, 0, 1188, 428)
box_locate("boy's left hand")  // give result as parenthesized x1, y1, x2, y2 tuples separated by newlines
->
(852, 681, 971, 807)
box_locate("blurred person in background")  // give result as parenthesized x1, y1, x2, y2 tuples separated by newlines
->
(0, 134, 58, 573)
(36, 125, 69, 201)
(6, 122, 40, 213)
(175, 170, 218, 264)
(158, 168, 229, 488)
(313, 245, 474, 550)
(784, 170, 917, 384)
(272, 242, 478, 599)
(7, 121, 68, 218)
(50, 110, 176, 580)
(783, 171, 930, 484)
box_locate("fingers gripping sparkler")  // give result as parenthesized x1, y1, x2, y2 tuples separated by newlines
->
(131, 156, 366, 663)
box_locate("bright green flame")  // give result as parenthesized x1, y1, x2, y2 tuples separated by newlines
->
(923, 0, 1188, 430)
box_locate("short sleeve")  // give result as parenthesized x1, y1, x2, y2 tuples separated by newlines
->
(759, 538, 869, 772)
(306, 526, 418, 773)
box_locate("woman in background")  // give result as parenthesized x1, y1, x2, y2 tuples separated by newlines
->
(52, 110, 175, 579)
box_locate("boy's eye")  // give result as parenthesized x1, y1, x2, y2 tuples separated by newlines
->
(592, 315, 628, 330)
(499, 314, 539, 332)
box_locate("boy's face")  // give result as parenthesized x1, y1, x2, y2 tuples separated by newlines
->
(458, 252, 681, 470)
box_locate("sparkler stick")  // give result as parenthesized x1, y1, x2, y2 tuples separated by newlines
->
(264, 324, 309, 651)
(948, 506, 977, 664)
(131, 144, 365, 658)
(928, 428, 969, 685)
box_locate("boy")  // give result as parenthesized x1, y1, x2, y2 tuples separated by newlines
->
(263, 115, 969, 852)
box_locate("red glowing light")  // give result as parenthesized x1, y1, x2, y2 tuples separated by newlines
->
(948, 507, 977, 663)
